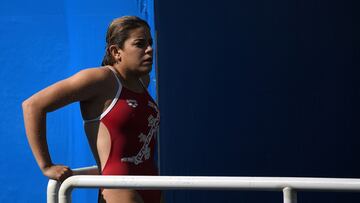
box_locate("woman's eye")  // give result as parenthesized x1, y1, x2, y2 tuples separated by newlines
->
(136, 42, 146, 47)
(134, 40, 147, 48)
(135, 39, 152, 48)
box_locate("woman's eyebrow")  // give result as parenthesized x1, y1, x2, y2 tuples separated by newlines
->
(134, 38, 145, 41)
(134, 38, 153, 43)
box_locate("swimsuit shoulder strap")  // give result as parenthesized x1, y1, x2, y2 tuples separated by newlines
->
(83, 66, 123, 123)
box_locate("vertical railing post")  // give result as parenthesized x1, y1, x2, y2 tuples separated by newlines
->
(283, 187, 297, 203)
(47, 179, 60, 203)
(58, 183, 73, 203)
(47, 166, 98, 203)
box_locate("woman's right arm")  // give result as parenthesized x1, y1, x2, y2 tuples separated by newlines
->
(22, 68, 107, 182)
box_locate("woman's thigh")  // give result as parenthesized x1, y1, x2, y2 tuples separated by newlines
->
(100, 189, 144, 203)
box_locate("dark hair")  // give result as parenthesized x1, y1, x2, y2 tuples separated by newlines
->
(101, 16, 151, 66)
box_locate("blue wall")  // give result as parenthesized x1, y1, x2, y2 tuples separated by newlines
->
(156, 0, 360, 202)
(0, 0, 155, 202)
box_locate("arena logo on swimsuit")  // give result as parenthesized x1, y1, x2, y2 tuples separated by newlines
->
(121, 101, 160, 165)
(126, 99, 138, 108)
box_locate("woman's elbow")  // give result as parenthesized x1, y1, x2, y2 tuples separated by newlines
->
(22, 99, 32, 112)
(22, 97, 42, 115)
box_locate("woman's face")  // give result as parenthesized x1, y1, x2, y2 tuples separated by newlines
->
(119, 27, 153, 76)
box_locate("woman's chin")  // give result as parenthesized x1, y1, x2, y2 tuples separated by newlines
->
(135, 65, 152, 76)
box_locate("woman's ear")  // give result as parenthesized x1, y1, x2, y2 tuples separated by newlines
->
(109, 45, 121, 62)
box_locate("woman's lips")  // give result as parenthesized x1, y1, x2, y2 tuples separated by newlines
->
(143, 58, 153, 64)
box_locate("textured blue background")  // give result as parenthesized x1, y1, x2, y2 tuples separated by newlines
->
(1, 0, 155, 202)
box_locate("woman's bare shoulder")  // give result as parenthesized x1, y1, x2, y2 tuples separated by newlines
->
(23, 66, 114, 112)
(73, 66, 113, 84)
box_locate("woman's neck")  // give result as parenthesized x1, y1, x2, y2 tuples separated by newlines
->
(111, 64, 144, 93)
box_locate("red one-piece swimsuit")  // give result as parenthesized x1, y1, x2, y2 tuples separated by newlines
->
(84, 66, 161, 203)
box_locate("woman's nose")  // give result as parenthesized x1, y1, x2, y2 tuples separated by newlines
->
(145, 44, 153, 54)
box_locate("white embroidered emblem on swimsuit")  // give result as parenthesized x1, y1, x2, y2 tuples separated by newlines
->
(121, 101, 160, 165)
(126, 99, 138, 108)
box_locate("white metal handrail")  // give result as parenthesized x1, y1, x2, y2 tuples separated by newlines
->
(47, 166, 360, 203)
(47, 166, 99, 203)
